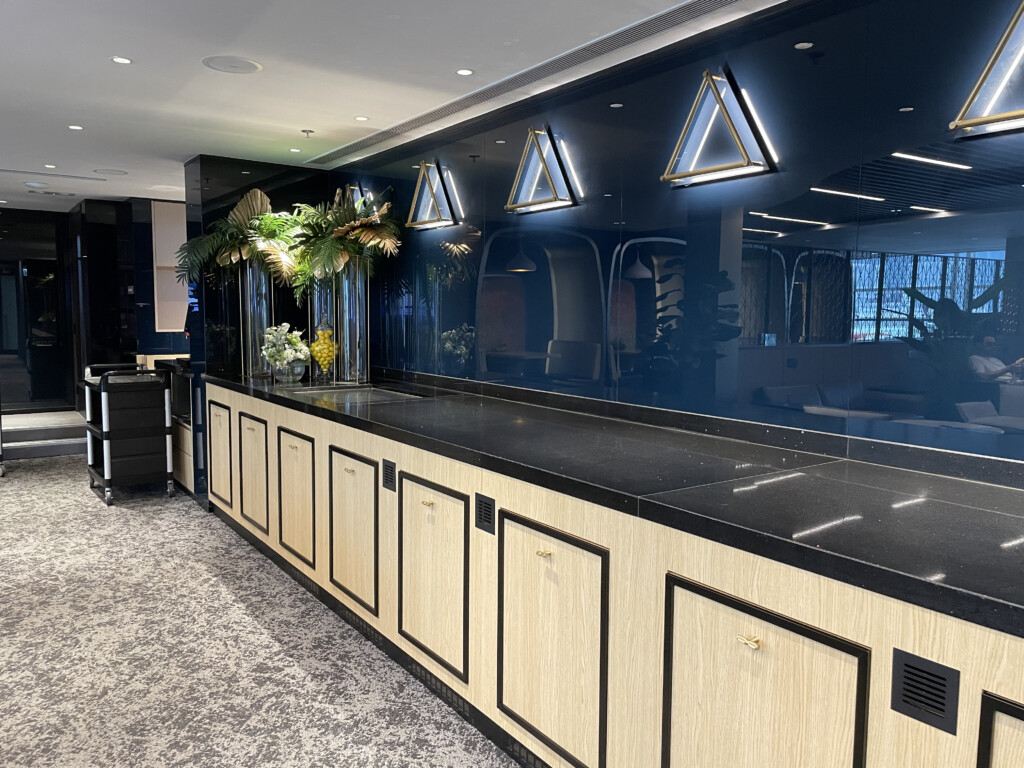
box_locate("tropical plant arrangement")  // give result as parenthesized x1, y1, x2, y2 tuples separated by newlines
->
(286, 186, 402, 303)
(174, 189, 299, 285)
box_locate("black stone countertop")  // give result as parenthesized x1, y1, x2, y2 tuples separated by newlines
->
(205, 375, 1024, 638)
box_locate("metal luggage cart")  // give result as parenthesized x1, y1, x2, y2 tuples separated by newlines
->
(84, 368, 174, 505)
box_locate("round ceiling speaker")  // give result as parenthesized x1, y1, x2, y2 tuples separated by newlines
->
(201, 55, 263, 74)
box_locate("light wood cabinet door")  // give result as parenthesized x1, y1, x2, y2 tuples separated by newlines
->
(277, 427, 315, 568)
(398, 473, 469, 682)
(329, 446, 378, 615)
(208, 401, 232, 508)
(981, 695, 1024, 767)
(663, 574, 869, 768)
(499, 511, 609, 768)
(239, 413, 269, 534)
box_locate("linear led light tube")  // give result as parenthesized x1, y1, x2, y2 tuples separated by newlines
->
(743, 227, 783, 235)
(741, 89, 780, 163)
(1001, 536, 1024, 549)
(558, 140, 584, 199)
(891, 497, 927, 509)
(909, 205, 947, 213)
(684, 165, 765, 185)
(891, 152, 972, 170)
(984, 39, 1024, 117)
(811, 186, 885, 202)
(750, 211, 830, 227)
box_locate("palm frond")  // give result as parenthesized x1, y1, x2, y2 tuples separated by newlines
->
(227, 189, 272, 229)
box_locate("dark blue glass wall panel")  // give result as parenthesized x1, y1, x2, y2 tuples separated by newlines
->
(345, 0, 1024, 466)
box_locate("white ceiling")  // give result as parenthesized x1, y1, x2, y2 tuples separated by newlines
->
(0, 0, 782, 212)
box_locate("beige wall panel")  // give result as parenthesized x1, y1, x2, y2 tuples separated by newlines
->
(502, 516, 605, 768)
(329, 448, 377, 612)
(667, 583, 859, 768)
(400, 477, 467, 679)
(990, 710, 1024, 767)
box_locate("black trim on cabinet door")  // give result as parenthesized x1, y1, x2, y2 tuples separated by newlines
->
(661, 573, 870, 768)
(207, 400, 233, 509)
(238, 412, 269, 534)
(496, 509, 610, 768)
(276, 426, 316, 569)
(977, 692, 1024, 767)
(397, 471, 470, 684)
(327, 445, 380, 617)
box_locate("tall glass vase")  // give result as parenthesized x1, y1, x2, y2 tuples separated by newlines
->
(240, 258, 271, 379)
(338, 261, 369, 384)
(308, 278, 337, 385)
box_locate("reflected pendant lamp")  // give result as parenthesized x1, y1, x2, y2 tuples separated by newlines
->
(506, 244, 537, 273)
(624, 250, 653, 279)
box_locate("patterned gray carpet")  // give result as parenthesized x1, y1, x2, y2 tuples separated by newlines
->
(0, 456, 515, 768)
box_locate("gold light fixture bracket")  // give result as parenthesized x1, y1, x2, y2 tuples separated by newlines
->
(661, 68, 774, 186)
(505, 126, 577, 214)
(951, 1, 1024, 133)
(406, 160, 457, 229)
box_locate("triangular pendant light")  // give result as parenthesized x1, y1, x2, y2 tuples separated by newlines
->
(661, 69, 776, 186)
(950, 0, 1024, 134)
(505, 127, 577, 214)
(406, 160, 457, 229)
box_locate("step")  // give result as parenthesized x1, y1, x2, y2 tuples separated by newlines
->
(4, 437, 87, 460)
(3, 424, 86, 443)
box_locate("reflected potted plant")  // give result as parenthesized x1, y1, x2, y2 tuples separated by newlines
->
(441, 323, 476, 377)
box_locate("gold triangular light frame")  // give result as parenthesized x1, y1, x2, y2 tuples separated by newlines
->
(406, 160, 457, 229)
(504, 127, 576, 213)
(950, 0, 1024, 132)
(661, 69, 767, 184)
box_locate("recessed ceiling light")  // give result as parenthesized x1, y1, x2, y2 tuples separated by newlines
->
(110, 56, 132, 65)
(794, 42, 814, 50)
(891, 152, 972, 170)
(93, 169, 127, 175)
(899, 107, 914, 112)
(609, 103, 624, 109)
(241, 171, 251, 175)
(25, 181, 49, 188)
(354, 115, 370, 122)
(495, 139, 506, 144)
(289, 148, 301, 153)
(68, 125, 84, 131)
(909, 205, 947, 213)
(411, 165, 419, 169)
(0, 201, 6, 204)
(456, 69, 474, 76)
(44, 164, 56, 169)
(201, 55, 262, 74)
(603, 193, 613, 197)
(811, 186, 885, 202)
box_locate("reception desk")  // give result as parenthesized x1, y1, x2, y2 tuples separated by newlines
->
(202, 374, 1024, 768)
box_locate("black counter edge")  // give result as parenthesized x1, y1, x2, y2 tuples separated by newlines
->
(209, 504, 554, 768)
(639, 496, 1024, 641)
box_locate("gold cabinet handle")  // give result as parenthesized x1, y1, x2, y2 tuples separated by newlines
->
(344, 467, 355, 474)
(246, 426, 255, 432)
(421, 499, 435, 507)
(735, 635, 761, 650)
(288, 443, 298, 451)
(536, 550, 553, 558)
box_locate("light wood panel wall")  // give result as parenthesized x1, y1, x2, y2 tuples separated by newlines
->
(204, 385, 1024, 768)
(990, 711, 1024, 767)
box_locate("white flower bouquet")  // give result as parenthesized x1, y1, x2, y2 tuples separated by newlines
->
(261, 323, 311, 367)
(441, 323, 476, 365)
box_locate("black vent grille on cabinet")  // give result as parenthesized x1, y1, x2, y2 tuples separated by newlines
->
(382, 460, 397, 492)
(475, 494, 495, 534)
(891, 648, 960, 735)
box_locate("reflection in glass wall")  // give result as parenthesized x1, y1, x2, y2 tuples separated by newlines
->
(354, 0, 1024, 464)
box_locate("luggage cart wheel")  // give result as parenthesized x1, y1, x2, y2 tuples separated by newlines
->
(166, 481, 176, 497)
(104, 489, 113, 506)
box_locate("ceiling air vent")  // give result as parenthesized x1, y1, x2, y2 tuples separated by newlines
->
(475, 494, 495, 535)
(382, 459, 397, 492)
(891, 648, 960, 735)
